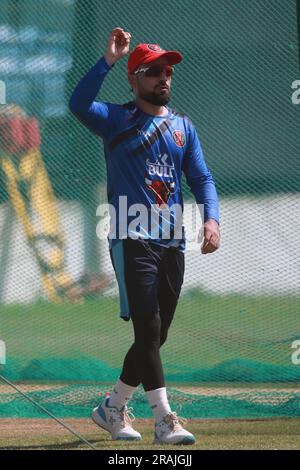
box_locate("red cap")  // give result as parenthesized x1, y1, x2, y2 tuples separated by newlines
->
(128, 44, 182, 74)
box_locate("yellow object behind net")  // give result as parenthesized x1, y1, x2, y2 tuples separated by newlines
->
(0, 105, 80, 302)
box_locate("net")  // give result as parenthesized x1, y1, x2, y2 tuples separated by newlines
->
(0, 0, 299, 419)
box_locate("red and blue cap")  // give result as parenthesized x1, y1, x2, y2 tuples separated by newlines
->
(128, 44, 182, 74)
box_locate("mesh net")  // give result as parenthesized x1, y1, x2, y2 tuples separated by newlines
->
(0, 0, 299, 419)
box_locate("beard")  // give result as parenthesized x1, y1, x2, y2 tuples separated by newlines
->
(139, 85, 170, 106)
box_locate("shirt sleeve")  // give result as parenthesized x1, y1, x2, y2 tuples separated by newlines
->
(182, 122, 220, 223)
(69, 56, 114, 139)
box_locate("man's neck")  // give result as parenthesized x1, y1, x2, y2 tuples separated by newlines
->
(134, 97, 168, 117)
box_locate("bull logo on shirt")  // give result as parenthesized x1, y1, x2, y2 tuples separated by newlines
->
(145, 154, 176, 207)
(145, 177, 175, 207)
(146, 153, 175, 178)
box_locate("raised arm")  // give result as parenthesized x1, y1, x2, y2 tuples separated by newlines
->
(69, 28, 131, 138)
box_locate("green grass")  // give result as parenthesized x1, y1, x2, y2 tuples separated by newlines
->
(1, 292, 300, 421)
(0, 419, 300, 450)
(0, 291, 299, 369)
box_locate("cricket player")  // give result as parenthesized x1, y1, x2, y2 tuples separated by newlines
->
(69, 27, 220, 445)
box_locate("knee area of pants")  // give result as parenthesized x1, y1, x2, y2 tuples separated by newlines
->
(132, 312, 161, 328)
(135, 327, 161, 348)
(135, 332, 161, 347)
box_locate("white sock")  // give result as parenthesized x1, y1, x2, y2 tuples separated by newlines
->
(107, 379, 137, 410)
(146, 387, 172, 423)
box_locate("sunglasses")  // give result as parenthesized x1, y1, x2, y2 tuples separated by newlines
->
(134, 65, 174, 78)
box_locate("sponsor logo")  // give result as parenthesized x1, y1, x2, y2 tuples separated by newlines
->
(146, 153, 175, 178)
(145, 154, 175, 206)
(145, 177, 175, 207)
(172, 130, 186, 148)
(147, 44, 163, 52)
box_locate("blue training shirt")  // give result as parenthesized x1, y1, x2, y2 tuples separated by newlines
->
(69, 56, 220, 251)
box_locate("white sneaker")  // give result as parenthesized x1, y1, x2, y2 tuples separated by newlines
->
(154, 412, 196, 445)
(91, 397, 142, 441)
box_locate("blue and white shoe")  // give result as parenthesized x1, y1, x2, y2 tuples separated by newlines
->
(91, 397, 142, 441)
(154, 412, 196, 445)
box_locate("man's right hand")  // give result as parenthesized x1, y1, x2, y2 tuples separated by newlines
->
(104, 27, 132, 66)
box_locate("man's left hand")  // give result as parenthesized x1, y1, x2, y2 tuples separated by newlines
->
(201, 219, 220, 254)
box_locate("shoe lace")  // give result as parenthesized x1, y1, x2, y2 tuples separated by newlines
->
(164, 412, 187, 432)
(120, 406, 136, 428)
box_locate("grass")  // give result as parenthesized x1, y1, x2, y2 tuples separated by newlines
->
(0, 418, 299, 450)
(0, 291, 299, 371)
(0, 292, 299, 430)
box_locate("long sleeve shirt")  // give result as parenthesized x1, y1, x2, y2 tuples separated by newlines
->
(69, 56, 220, 251)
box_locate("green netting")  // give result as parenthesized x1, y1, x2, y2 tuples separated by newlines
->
(1, 293, 300, 418)
(0, 0, 300, 421)
(1, 384, 300, 419)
